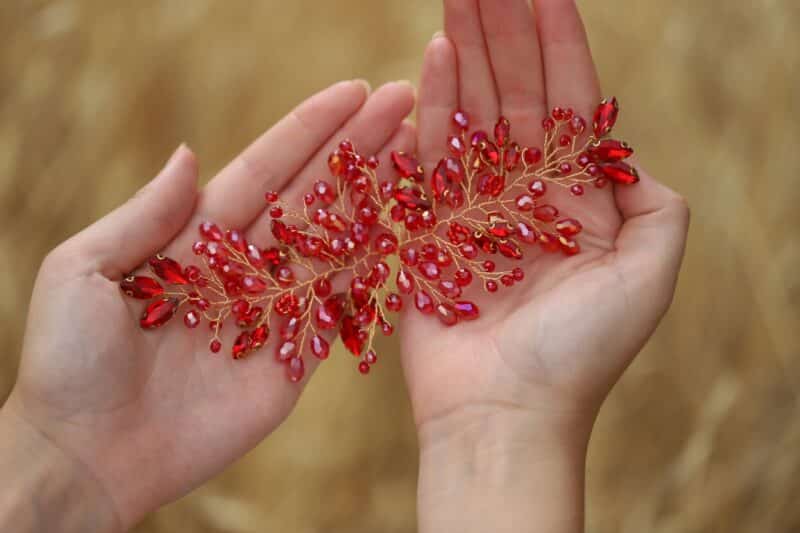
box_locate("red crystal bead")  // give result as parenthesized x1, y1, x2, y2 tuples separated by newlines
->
(385, 293, 403, 312)
(313, 277, 332, 298)
(528, 179, 546, 197)
(588, 139, 633, 162)
(505, 143, 521, 171)
(570, 184, 584, 196)
(452, 110, 470, 130)
(438, 279, 461, 299)
(309, 335, 330, 360)
(225, 229, 247, 252)
(494, 116, 510, 146)
(140, 298, 178, 329)
(314, 180, 337, 204)
(559, 236, 581, 256)
(555, 218, 583, 237)
(600, 161, 640, 185)
(533, 205, 559, 222)
(593, 97, 619, 137)
(358, 361, 370, 375)
(498, 241, 522, 260)
(448, 135, 466, 156)
(365, 350, 377, 365)
(418, 261, 441, 281)
(209, 339, 222, 354)
(516, 222, 539, 244)
(515, 194, 535, 212)
(199, 221, 223, 241)
(250, 326, 269, 349)
(276, 340, 298, 362)
(269, 206, 283, 218)
(241, 275, 267, 295)
(375, 232, 399, 255)
(414, 291, 435, 314)
(539, 232, 561, 253)
(341, 316, 364, 356)
(397, 268, 415, 294)
(436, 303, 458, 326)
(454, 268, 473, 287)
(524, 147, 542, 165)
(183, 310, 200, 329)
(264, 191, 279, 203)
(120, 276, 164, 299)
(149, 255, 189, 285)
(485, 280, 498, 293)
(233, 331, 251, 359)
(391, 152, 425, 182)
(400, 246, 419, 266)
(570, 116, 587, 135)
(454, 301, 480, 320)
(275, 266, 295, 286)
(287, 357, 305, 383)
(460, 242, 478, 259)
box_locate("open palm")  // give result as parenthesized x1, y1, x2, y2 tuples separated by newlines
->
(8, 80, 415, 530)
(401, 0, 689, 437)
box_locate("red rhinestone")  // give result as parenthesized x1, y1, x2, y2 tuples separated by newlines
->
(274, 293, 298, 317)
(192, 241, 206, 255)
(250, 326, 269, 349)
(287, 357, 305, 383)
(452, 110, 470, 130)
(454, 268, 473, 287)
(533, 205, 559, 222)
(470, 130, 488, 147)
(414, 291, 435, 314)
(280, 317, 300, 341)
(140, 298, 179, 329)
(588, 139, 633, 162)
(199, 221, 223, 241)
(276, 340, 298, 362)
(593, 97, 619, 137)
(276, 266, 295, 285)
(454, 301, 480, 320)
(494, 116, 510, 146)
(233, 331, 251, 359)
(183, 310, 200, 329)
(149, 255, 189, 285)
(539, 232, 561, 253)
(505, 143, 521, 171)
(524, 147, 542, 165)
(460, 242, 478, 259)
(600, 161, 640, 185)
(120, 276, 164, 299)
(391, 152, 425, 182)
(498, 241, 522, 260)
(436, 303, 458, 326)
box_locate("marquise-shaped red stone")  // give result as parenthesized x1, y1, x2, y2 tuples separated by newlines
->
(140, 298, 178, 329)
(593, 97, 619, 137)
(149, 255, 189, 285)
(391, 152, 425, 182)
(120, 276, 164, 299)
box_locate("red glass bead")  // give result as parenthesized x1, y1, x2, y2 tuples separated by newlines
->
(448, 135, 466, 156)
(199, 221, 223, 241)
(120, 276, 164, 299)
(533, 205, 559, 222)
(391, 152, 425, 182)
(600, 161, 640, 185)
(140, 298, 178, 329)
(314, 180, 337, 204)
(559, 134, 572, 147)
(595, 177, 609, 188)
(485, 280, 498, 293)
(269, 206, 283, 218)
(460, 242, 478, 259)
(310, 335, 330, 360)
(483, 260, 496, 272)
(560, 162, 573, 175)
(438, 279, 461, 299)
(570, 184, 585, 196)
(397, 268, 415, 294)
(287, 357, 305, 383)
(528, 179, 546, 197)
(280, 316, 300, 341)
(264, 191, 279, 203)
(400, 246, 419, 266)
(358, 361, 370, 375)
(454, 268, 473, 287)
(515, 194, 535, 212)
(250, 326, 269, 349)
(419, 261, 441, 281)
(524, 147, 542, 165)
(505, 143, 521, 171)
(501, 274, 514, 287)
(494, 116, 510, 146)
(385, 293, 403, 312)
(436, 303, 458, 326)
(276, 266, 295, 286)
(570, 116, 587, 135)
(452, 110, 470, 130)
(415, 291, 435, 314)
(149, 255, 189, 285)
(341, 316, 364, 356)
(542, 117, 556, 131)
(365, 350, 377, 365)
(314, 277, 332, 298)
(209, 339, 222, 354)
(375, 232, 399, 255)
(454, 301, 480, 320)
(516, 222, 539, 244)
(593, 97, 619, 137)
(233, 331, 251, 359)
(241, 275, 267, 295)
(556, 218, 583, 237)
(512, 267, 524, 281)
(225, 229, 247, 252)
(498, 241, 522, 260)
(552, 107, 565, 120)
(192, 241, 206, 255)
(276, 340, 298, 362)
(539, 232, 561, 253)
(588, 139, 633, 162)
(183, 310, 200, 329)
(367, 155, 379, 169)
(559, 236, 581, 256)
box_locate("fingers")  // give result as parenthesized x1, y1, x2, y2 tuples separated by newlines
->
(532, 0, 601, 115)
(70, 145, 199, 279)
(614, 165, 690, 310)
(418, 34, 458, 172)
(243, 82, 416, 247)
(444, 0, 499, 128)
(478, 0, 547, 145)
(200, 80, 371, 228)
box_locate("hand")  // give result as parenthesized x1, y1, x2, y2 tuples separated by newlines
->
(1, 80, 415, 531)
(403, 1, 689, 531)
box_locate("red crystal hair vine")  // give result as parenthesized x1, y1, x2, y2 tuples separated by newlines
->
(122, 98, 638, 382)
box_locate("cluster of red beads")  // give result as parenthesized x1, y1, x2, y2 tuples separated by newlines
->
(122, 98, 637, 382)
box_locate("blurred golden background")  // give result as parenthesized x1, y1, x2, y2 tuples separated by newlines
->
(1, 1, 799, 531)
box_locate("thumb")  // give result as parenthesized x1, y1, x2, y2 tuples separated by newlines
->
(613, 162, 690, 316)
(70, 144, 199, 279)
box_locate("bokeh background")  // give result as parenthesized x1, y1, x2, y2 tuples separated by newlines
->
(1, 1, 799, 531)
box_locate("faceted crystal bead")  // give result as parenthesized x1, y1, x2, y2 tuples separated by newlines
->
(310, 335, 330, 360)
(183, 310, 200, 329)
(533, 205, 559, 222)
(556, 218, 583, 237)
(436, 303, 458, 326)
(149, 255, 189, 285)
(140, 298, 178, 329)
(588, 139, 633, 162)
(414, 291, 435, 314)
(233, 331, 251, 359)
(199, 221, 223, 241)
(120, 276, 164, 299)
(276, 340, 298, 362)
(593, 97, 619, 137)
(250, 326, 269, 349)
(600, 162, 640, 184)
(287, 357, 305, 383)
(454, 301, 480, 320)
(391, 152, 425, 182)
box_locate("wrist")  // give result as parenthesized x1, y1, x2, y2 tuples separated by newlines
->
(0, 400, 122, 533)
(416, 404, 594, 533)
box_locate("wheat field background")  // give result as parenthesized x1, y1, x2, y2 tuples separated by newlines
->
(1, 1, 799, 532)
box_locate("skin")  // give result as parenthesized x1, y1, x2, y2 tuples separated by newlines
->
(0, 1, 689, 532)
(406, 1, 689, 532)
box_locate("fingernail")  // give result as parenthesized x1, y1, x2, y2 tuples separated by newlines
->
(432, 30, 445, 40)
(353, 79, 372, 95)
(167, 143, 189, 166)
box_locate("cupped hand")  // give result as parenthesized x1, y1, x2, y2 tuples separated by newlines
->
(403, 0, 689, 446)
(5, 80, 415, 530)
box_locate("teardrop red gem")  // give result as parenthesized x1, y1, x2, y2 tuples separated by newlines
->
(120, 276, 164, 299)
(148, 256, 189, 285)
(140, 298, 178, 329)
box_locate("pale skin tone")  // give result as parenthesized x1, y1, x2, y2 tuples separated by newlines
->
(0, 1, 689, 532)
